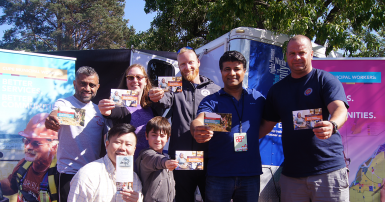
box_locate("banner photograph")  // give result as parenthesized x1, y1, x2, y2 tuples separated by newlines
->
(313, 59, 385, 202)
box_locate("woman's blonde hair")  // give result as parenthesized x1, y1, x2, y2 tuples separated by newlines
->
(117, 64, 152, 109)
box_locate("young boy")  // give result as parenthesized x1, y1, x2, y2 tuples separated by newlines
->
(136, 116, 178, 202)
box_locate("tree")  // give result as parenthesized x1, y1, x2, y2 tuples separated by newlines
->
(0, 0, 134, 51)
(134, 0, 384, 56)
(128, 0, 210, 51)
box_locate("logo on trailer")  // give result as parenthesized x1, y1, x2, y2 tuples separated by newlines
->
(304, 88, 313, 96)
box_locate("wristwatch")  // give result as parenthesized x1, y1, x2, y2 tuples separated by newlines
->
(329, 121, 338, 134)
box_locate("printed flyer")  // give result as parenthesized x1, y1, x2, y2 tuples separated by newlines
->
(158, 76, 182, 93)
(204, 112, 232, 132)
(57, 107, 85, 126)
(175, 151, 203, 170)
(292, 108, 322, 130)
(110, 89, 138, 107)
(116, 155, 133, 191)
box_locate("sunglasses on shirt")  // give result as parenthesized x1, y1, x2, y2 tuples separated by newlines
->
(126, 75, 147, 81)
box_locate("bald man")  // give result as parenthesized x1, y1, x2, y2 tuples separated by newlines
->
(259, 35, 349, 201)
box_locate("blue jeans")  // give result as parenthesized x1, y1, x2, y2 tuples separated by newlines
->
(205, 175, 260, 202)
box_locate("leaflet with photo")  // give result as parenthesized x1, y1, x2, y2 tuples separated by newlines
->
(204, 112, 232, 132)
(110, 89, 138, 107)
(57, 107, 85, 126)
(116, 155, 133, 191)
(175, 151, 204, 170)
(293, 108, 323, 130)
(158, 76, 182, 93)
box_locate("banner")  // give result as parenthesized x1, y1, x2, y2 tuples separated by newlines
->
(313, 58, 385, 202)
(248, 40, 285, 167)
(0, 49, 75, 201)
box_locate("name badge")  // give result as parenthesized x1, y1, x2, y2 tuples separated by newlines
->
(234, 133, 247, 152)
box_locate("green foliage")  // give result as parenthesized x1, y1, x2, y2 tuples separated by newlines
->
(138, 0, 384, 57)
(0, 0, 134, 51)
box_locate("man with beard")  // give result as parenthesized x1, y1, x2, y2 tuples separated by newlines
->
(0, 113, 59, 202)
(45, 66, 108, 202)
(149, 47, 220, 202)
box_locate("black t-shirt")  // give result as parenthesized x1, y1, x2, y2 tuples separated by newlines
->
(263, 68, 349, 177)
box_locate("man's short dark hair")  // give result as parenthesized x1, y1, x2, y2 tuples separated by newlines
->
(76, 66, 99, 80)
(145, 116, 171, 138)
(219, 51, 247, 70)
(107, 123, 137, 144)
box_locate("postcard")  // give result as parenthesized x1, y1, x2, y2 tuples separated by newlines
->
(293, 108, 323, 130)
(204, 112, 232, 132)
(116, 155, 133, 191)
(57, 107, 85, 126)
(111, 89, 138, 107)
(158, 76, 182, 93)
(175, 151, 204, 170)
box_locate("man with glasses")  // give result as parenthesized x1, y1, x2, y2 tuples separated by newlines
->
(0, 113, 59, 202)
(149, 47, 220, 202)
(45, 66, 109, 202)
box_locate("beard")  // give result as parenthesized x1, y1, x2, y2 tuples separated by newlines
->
(182, 67, 199, 82)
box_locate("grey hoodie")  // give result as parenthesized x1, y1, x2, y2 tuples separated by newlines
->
(136, 148, 175, 202)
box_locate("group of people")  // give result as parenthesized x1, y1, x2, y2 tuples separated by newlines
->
(0, 34, 350, 202)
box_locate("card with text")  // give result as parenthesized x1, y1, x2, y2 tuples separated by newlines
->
(116, 155, 133, 191)
(110, 89, 138, 107)
(175, 151, 204, 170)
(234, 133, 248, 152)
(293, 108, 323, 130)
(57, 107, 85, 126)
(158, 76, 182, 93)
(204, 112, 232, 132)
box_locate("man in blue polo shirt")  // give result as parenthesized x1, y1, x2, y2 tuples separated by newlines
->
(191, 51, 265, 202)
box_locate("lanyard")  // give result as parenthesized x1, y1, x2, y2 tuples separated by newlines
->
(231, 92, 245, 133)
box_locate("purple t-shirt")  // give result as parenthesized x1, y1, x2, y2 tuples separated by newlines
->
(127, 105, 154, 161)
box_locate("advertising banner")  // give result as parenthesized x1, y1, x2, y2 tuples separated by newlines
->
(248, 40, 286, 167)
(313, 58, 385, 202)
(0, 49, 75, 201)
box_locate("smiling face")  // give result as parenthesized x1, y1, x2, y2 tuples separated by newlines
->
(146, 129, 168, 153)
(106, 132, 137, 167)
(286, 37, 314, 78)
(73, 73, 100, 103)
(24, 138, 56, 163)
(177, 50, 200, 82)
(297, 112, 302, 118)
(125, 66, 147, 94)
(221, 61, 245, 89)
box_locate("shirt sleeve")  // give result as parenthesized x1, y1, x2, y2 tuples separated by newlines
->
(196, 95, 216, 116)
(68, 170, 95, 202)
(140, 151, 169, 171)
(133, 172, 143, 202)
(262, 87, 281, 122)
(52, 98, 67, 111)
(153, 91, 174, 109)
(321, 72, 349, 109)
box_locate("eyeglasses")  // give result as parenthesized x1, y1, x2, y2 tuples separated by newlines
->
(22, 137, 48, 148)
(177, 46, 195, 54)
(126, 75, 146, 81)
